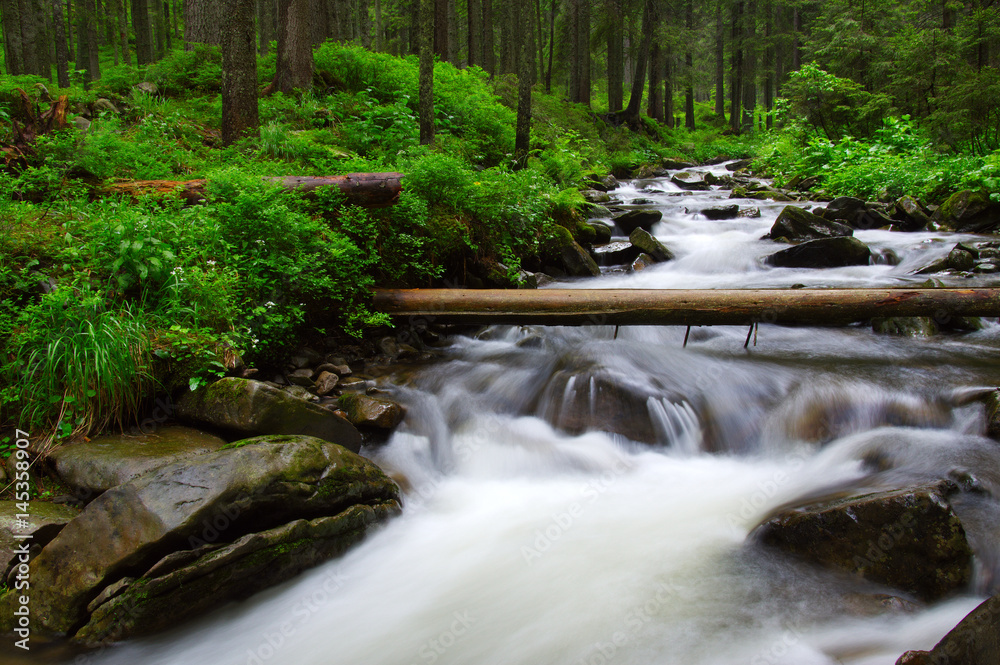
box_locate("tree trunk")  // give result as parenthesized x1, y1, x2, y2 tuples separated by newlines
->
(514, 0, 532, 169)
(118, 0, 130, 65)
(500, 0, 514, 74)
(103, 173, 405, 206)
(606, 0, 623, 112)
(132, 0, 154, 63)
(185, 0, 222, 47)
(684, 0, 694, 129)
(544, 0, 554, 92)
(163, 0, 172, 50)
(52, 0, 69, 86)
(374, 0, 382, 50)
(19, 0, 40, 75)
(568, 0, 579, 101)
(372, 288, 1000, 327)
(648, 41, 662, 121)
(76, 0, 100, 81)
(418, 0, 434, 144)
(663, 49, 673, 127)
(577, 0, 590, 105)
(257, 0, 275, 54)
(791, 5, 800, 71)
(433, 0, 448, 58)
(620, 0, 653, 125)
(741, 0, 756, 132)
(714, 0, 724, 120)
(482, 0, 495, 73)
(153, 0, 166, 57)
(1, 0, 25, 75)
(467, 0, 480, 66)
(730, 0, 743, 133)
(273, 0, 314, 92)
(763, 0, 773, 129)
(221, 0, 259, 146)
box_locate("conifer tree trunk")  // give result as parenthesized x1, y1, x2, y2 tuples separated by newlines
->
(741, 0, 756, 131)
(434, 0, 448, 58)
(684, 0, 694, 129)
(663, 49, 674, 127)
(118, 0, 131, 65)
(514, 0, 532, 169)
(621, 0, 653, 125)
(185, 0, 222, 47)
(19, 0, 40, 75)
(163, 0, 172, 49)
(76, 0, 100, 81)
(52, 0, 70, 86)
(221, 0, 259, 145)
(1, 0, 25, 75)
(648, 40, 663, 121)
(482, 0, 495, 73)
(257, 0, 274, 54)
(607, 0, 623, 112)
(418, 0, 434, 144)
(273, 0, 313, 92)
(132, 0, 154, 63)
(467, 0, 480, 66)
(567, 0, 579, 101)
(545, 0, 554, 92)
(730, 0, 743, 133)
(577, 0, 590, 105)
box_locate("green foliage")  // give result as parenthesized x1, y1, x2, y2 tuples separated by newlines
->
(3, 283, 153, 449)
(779, 63, 892, 141)
(144, 45, 224, 96)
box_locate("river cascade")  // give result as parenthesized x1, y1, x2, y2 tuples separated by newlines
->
(87, 164, 1000, 665)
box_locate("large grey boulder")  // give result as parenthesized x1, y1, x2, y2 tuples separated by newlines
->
(613, 209, 663, 235)
(0, 501, 79, 585)
(765, 205, 854, 243)
(752, 481, 974, 602)
(49, 426, 227, 496)
(896, 594, 1000, 665)
(339, 394, 407, 430)
(628, 228, 674, 263)
(0, 435, 400, 641)
(177, 377, 362, 452)
(765, 236, 871, 268)
(933, 190, 1000, 233)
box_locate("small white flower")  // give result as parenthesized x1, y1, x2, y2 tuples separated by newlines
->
(207, 259, 216, 266)
(265, 301, 276, 308)
(255, 239, 265, 246)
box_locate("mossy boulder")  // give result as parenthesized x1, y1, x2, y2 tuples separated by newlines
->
(872, 317, 940, 337)
(0, 435, 400, 641)
(751, 481, 973, 602)
(612, 209, 663, 235)
(765, 236, 871, 268)
(628, 228, 674, 263)
(540, 225, 601, 277)
(933, 190, 1000, 233)
(176, 377, 362, 452)
(765, 205, 854, 243)
(0, 501, 79, 585)
(894, 196, 932, 232)
(49, 426, 227, 497)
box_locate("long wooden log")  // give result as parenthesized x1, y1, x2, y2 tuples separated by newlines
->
(101, 172, 404, 206)
(373, 288, 1000, 326)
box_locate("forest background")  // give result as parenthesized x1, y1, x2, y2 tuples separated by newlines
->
(1, 0, 999, 457)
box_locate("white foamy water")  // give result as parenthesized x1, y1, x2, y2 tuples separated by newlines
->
(83, 164, 1000, 665)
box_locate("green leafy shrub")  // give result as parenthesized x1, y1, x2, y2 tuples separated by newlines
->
(145, 45, 224, 97)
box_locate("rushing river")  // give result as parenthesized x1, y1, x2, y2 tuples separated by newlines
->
(84, 165, 1000, 665)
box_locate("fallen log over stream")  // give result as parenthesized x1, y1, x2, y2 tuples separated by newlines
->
(373, 288, 1000, 327)
(102, 172, 404, 206)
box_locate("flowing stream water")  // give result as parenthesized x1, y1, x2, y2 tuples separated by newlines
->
(85, 165, 1000, 665)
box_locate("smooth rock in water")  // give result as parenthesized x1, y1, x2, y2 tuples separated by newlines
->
(820, 196, 873, 228)
(612, 209, 663, 235)
(583, 175, 620, 192)
(631, 253, 656, 272)
(933, 190, 1000, 233)
(50, 426, 228, 497)
(765, 205, 855, 242)
(738, 206, 762, 218)
(947, 245, 977, 272)
(894, 196, 933, 232)
(670, 172, 711, 190)
(541, 226, 601, 278)
(701, 204, 740, 220)
(338, 394, 406, 430)
(581, 189, 611, 204)
(872, 317, 940, 337)
(725, 158, 753, 171)
(751, 481, 973, 602)
(0, 502, 79, 584)
(314, 370, 340, 397)
(662, 159, 696, 170)
(0, 435, 400, 639)
(588, 222, 612, 245)
(982, 389, 1000, 441)
(591, 241, 640, 266)
(895, 594, 1000, 665)
(628, 228, 674, 263)
(765, 236, 871, 269)
(176, 377, 362, 452)
(287, 368, 315, 386)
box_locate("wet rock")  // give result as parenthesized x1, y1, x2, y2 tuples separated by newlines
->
(895, 594, 1000, 665)
(671, 172, 712, 190)
(49, 426, 228, 497)
(894, 196, 933, 232)
(338, 394, 406, 430)
(765, 236, 871, 269)
(0, 436, 400, 642)
(726, 158, 753, 171)
(588, 222, 613, 245)
(0, 502, 79, 584)
(701, 204, 740, 220)
(982, 389, 1000, 441)
(947, 244, 977, 271)
(752, 481, 973, 602)
(628, 228, 674, 263)
(176, 377, 362, 453)
(765, 205, 854, 243)
(581, 189, 611, 204)
(872, 317, 940, 337)
(314, 370, 340, 396)
(287, 368, 315, 386)
(820, 197, 876, 229)
(662, 158, 696, 170)
(541, 226, 601, 278)
(316, 362, 352, 377)
(738, 206, 762, 218)
(591, 241, 640, 266)
(631, 253, 656, 272)
(584, 175, 620, 192)
(612, 209, 663, 235)
(933, 190, 1000, 233)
